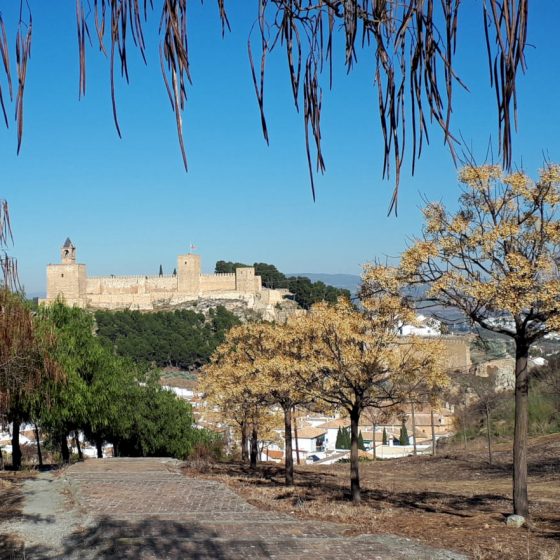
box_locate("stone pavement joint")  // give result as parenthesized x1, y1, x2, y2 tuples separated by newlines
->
(4, 458, 468, 559)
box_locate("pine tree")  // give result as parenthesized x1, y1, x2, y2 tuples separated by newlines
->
(382, 427, 388, 445)
(172, 268, 177, 276)
(399, 423, 409, 446)
(358, 430, 366, 451)
(159, 264, 163, 277)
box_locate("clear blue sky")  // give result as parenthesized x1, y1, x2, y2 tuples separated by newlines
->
(0, 2, 559, 295)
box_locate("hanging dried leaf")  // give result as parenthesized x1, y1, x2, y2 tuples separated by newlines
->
(0, 2, 533, 212)
(15, 9, 32, 155)
(0, 15, 12, 128)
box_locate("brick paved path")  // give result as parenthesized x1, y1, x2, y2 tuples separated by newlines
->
(12, 458, 468, 559)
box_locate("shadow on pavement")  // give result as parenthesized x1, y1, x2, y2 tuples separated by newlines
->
(59, 516, 269, 560)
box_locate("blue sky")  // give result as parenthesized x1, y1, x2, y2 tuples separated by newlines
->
(0, 2, 559, 295)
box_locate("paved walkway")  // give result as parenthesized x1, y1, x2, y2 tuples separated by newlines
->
(4, 458, 467, 559)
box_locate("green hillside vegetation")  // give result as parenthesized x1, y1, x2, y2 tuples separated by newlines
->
(95, 306, 239, 369)
(215, 260, 351, 309)
(2, 300, 218, 466)
(454, 357, 560, 445)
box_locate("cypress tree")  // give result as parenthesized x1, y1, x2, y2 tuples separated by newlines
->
(159, 264, 163, 277)
(335, 427, 343, 449)
(342, 427, 351, 449)
(382, 427, 388, 445)
(358, 430, 366, 451)
(399, 423, 409, 446)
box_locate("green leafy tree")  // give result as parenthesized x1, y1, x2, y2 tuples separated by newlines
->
(382, 427, 388, 445)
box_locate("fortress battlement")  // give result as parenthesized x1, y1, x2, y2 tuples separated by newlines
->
(87, 274, 176, 280)
(41, 239, 266, 311)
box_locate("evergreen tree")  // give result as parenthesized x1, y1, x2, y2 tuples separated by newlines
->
(159, 264, 163, 276)
(358, 430, 366, 451)
(399, 423, 409, 445)
(382, 427, 388, 445)
(335, 427, 343, 450)
(341, 427, 351, 450)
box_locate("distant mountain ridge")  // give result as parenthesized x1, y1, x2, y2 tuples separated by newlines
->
(287, 273, 361, 295)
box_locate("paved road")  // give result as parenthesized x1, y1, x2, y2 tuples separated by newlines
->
(4, 458, 467, 559)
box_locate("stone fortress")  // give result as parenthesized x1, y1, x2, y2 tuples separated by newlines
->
(41, 239, 290, 317)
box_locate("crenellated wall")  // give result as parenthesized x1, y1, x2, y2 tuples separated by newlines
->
(199, 273, 236, 292)
(87, 275, 177, 295)
(41, 244, 276, 312)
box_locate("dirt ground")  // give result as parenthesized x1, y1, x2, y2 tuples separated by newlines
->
(185, 434, 560, 560)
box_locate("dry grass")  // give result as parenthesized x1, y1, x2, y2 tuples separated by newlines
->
(184, 434, 560, 560)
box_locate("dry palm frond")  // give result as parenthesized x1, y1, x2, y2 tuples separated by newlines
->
(0, 1, 531, 211)
(0, 200, 18, 292)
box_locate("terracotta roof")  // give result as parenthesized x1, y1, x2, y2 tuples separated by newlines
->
(361, 430, 396, 442)
(264, 450, 284, 460)
(294, 427, 327, 439)
(316, 418, 350, 429)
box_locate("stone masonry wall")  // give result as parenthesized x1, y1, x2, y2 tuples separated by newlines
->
(87, 276, 177, 295)
(199, 273, 236, 292)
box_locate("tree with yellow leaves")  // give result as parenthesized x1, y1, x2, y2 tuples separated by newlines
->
(253, 320, 314, 486)
(369, 164, 560, 518)
(201, 322, 278, 468)
(203, 320, 311, 484)
(302, 297, 445, 504)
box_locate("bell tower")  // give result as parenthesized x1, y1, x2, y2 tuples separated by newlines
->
(61, 238, 76, 264)
(45, 238, 86, 307)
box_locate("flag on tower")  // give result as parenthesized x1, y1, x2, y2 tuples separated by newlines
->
(189, 242, 197, 252)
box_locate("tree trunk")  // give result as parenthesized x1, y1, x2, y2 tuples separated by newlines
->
(411, 401, 417, 456)
(75, 431, 83, 461)
(60, 434, 70, 464)
(349, 407, 361, 504)
(11, 419, 22, 471)
(430, 408, 436, 457)
(372, 422, 377, 461)
(0, 447, 4, 470)
(250, 423, 258, 469)
(283, 405, 294, 486)
(485, 404, 493, 465)
(96, 438, 103, 459)
(34, 424, 43, 468)
(240, 421, 249, 463)
(293, 407, 300, 465)
(513, 342, 529, 517)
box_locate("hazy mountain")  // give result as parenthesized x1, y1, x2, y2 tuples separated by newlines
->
(287, 273, 361, 295)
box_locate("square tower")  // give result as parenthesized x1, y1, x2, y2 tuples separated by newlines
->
(235, 267, 256, 293)
(45, 238, 86, 306)
(177, 254, 201, 294)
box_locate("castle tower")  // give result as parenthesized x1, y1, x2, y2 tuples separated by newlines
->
(235, 267, 256, 293)
(61, 237, 76, 264)
(177, 253, 201, 294)
(45, 238, 87, 306)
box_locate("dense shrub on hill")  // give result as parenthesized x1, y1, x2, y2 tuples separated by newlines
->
(95, 306, 239, 369)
